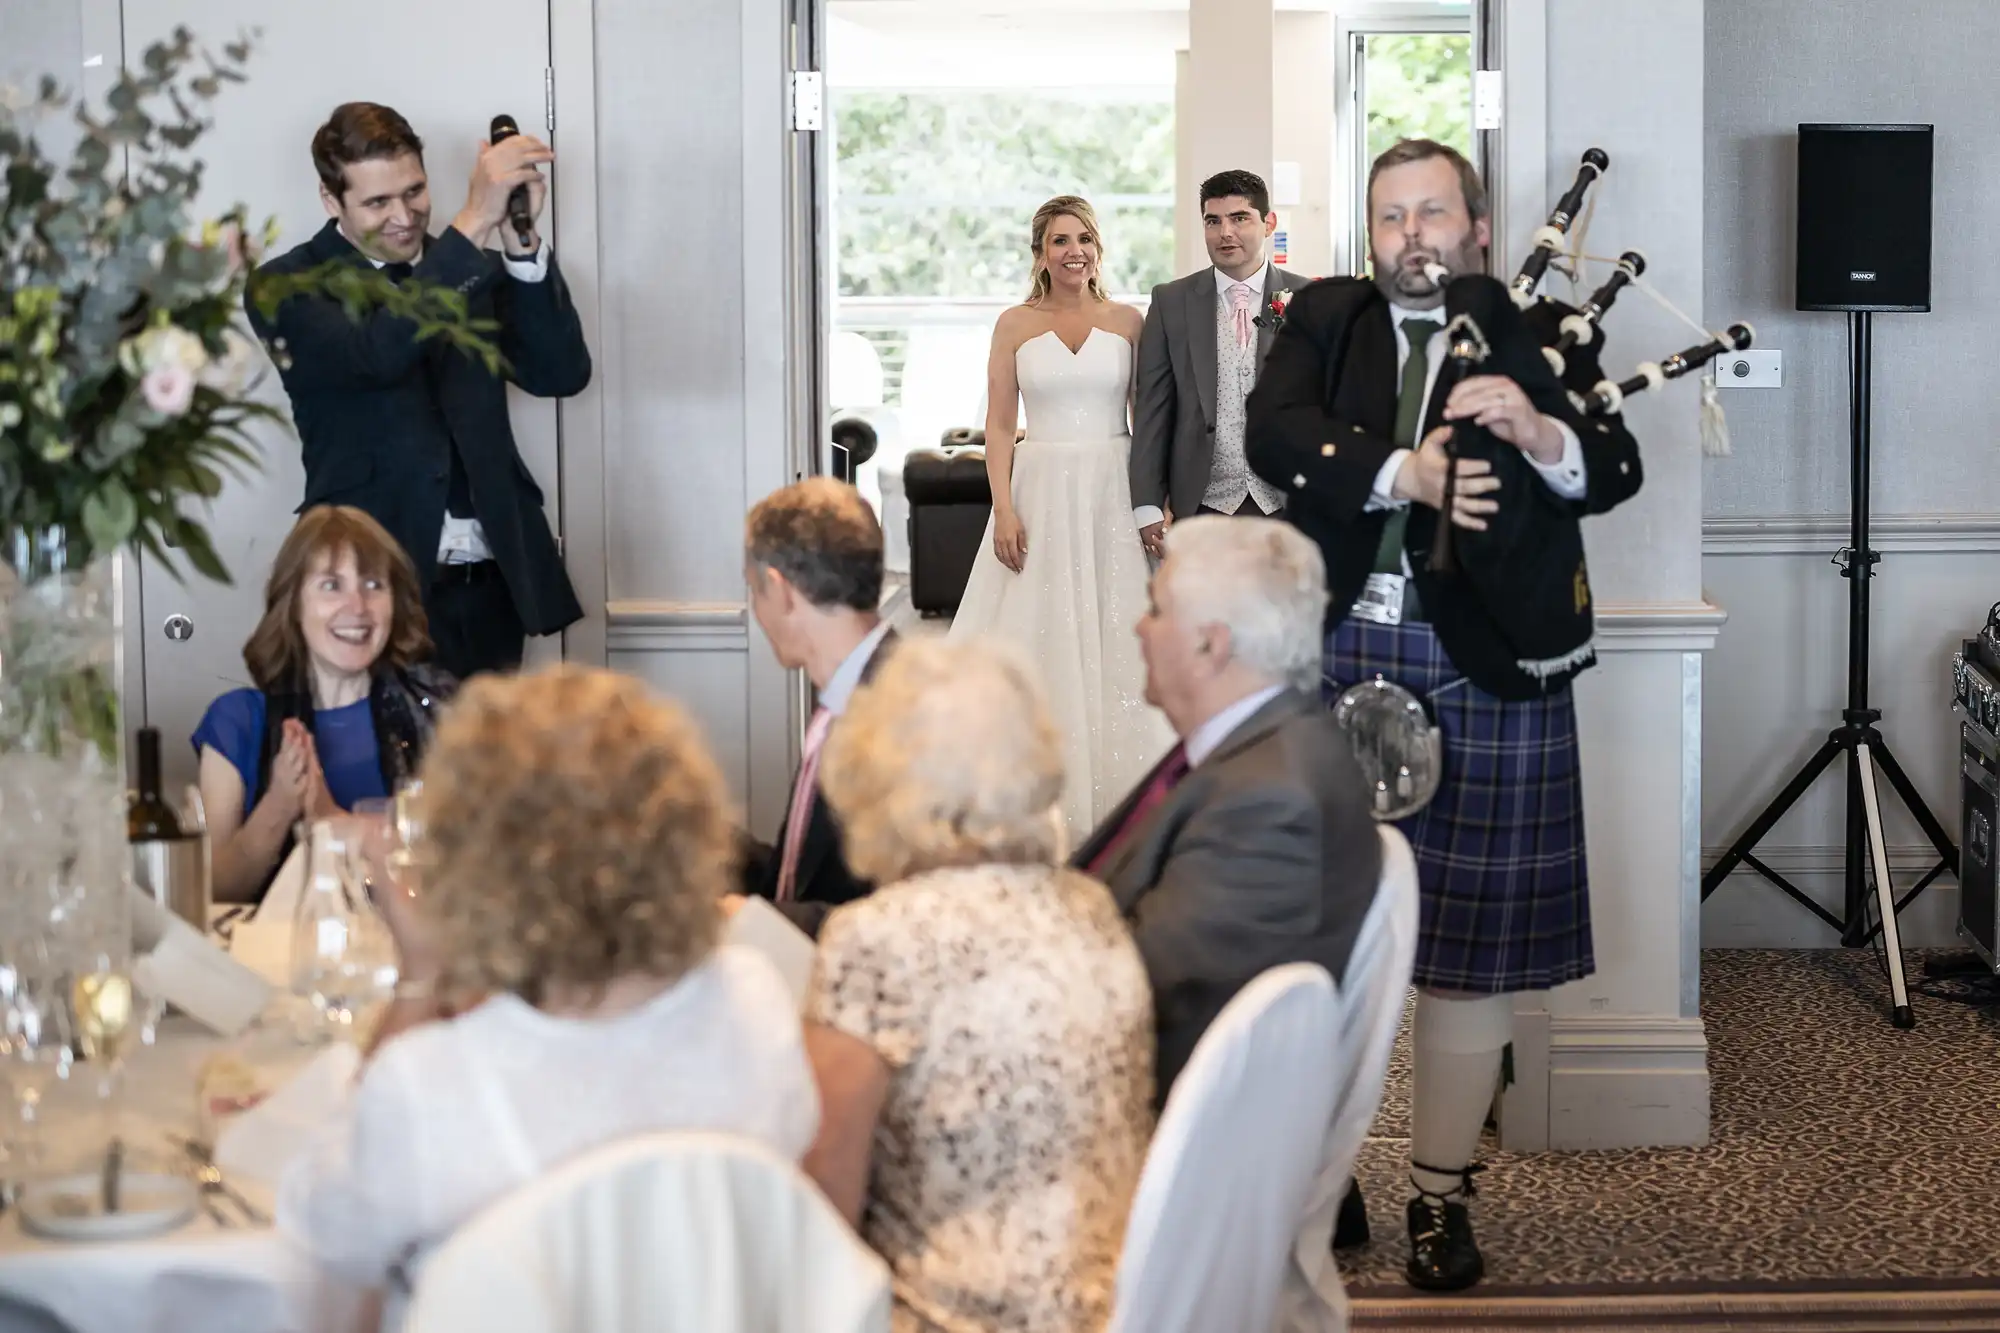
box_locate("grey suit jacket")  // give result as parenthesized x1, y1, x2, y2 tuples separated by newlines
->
(1131, 263, 1318, 520)
(1073, 688, 1382, 1101)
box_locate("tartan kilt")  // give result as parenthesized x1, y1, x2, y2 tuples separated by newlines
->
(1324, 617, 1595, 993)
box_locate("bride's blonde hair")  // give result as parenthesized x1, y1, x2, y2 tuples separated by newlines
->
(1027, 195, 1110, 304)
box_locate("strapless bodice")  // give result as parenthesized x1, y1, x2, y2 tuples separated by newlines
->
(1015, 327, 1132, 443)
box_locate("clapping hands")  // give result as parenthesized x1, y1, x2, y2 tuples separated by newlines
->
(272, 719, 338, 823)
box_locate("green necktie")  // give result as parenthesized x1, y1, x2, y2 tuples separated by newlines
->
(1373, 317, 1442, 576)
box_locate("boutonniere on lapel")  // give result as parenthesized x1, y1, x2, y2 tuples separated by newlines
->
(1252, 293, 1289, 332)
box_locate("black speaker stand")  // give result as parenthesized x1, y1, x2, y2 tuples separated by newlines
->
(1700, 311, 1959, 1029)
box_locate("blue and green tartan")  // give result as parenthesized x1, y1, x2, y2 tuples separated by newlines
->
(1325, 617, 1595, 993)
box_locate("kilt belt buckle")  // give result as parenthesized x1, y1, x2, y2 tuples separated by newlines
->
(1352, 572, 1407, 626)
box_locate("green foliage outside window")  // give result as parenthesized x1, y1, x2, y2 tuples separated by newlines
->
(1363, 33, 1474, 162)
(833, 91, 1175, 299)
(832, 33, 1471, 303)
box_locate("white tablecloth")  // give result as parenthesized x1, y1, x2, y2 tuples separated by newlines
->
(0, 1021, 365, 1333)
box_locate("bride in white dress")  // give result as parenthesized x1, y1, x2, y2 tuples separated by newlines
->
(949, 195, 1176, 839)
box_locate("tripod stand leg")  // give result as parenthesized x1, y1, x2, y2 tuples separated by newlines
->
(1866, 738, 1961, 877)
(1855, 741, 1916, 1028)
(1700, 738, 1845, 899)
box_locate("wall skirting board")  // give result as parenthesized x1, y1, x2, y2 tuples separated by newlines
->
(1703, 512, 2000, 556)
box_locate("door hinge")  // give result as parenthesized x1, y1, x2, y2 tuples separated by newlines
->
(792, 71, 823, 132)
(1472, 69, 1503, 130)
(544, 67, 555, 134)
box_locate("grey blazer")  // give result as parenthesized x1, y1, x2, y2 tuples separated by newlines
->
(1131, 263, 1319, 520)
(1073, 689, 1382, 1100)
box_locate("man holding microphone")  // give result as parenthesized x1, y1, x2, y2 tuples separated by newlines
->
(249, 102, 591, 679)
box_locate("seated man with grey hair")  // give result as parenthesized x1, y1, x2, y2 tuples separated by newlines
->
(1075, 514, 1381, 1098)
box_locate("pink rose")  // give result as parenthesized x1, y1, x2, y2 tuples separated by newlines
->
(141, 363, 195, 416)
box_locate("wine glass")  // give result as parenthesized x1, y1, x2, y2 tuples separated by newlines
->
(0, 950, 75, 1177)
(289, 822, 398, 1043)
(388, 779, 426, 890)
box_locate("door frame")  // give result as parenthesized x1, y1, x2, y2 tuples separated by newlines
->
(1332, 4, 1473, 277)
(550, 0, 606, 667)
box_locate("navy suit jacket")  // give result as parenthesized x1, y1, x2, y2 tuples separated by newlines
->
(247, 221, 590, 635)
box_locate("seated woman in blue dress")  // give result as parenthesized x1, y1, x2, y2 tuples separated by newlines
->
(193, 506, 455, 904)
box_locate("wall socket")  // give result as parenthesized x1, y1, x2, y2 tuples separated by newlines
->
(1717, 348, 1782, 388)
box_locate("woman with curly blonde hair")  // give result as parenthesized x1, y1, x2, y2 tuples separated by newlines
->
(946, 194, 1175, 841)
(279, 666, 818, 1328)
(801, 637, 1154, 1332)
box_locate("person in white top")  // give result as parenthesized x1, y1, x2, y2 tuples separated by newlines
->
(1130, 169, 1318, 557)
(280, 666, 819, 1331)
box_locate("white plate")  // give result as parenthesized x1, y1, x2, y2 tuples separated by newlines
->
(17, 1171, 200, 1243)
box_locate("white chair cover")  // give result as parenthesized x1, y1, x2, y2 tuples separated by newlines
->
(1109, 963, 1344, 1333)
(404, 1133, 890, 1333)
(1277, 824, 1422, 1332)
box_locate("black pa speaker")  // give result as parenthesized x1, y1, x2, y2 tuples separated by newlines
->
(1795, 123, 1933, 312)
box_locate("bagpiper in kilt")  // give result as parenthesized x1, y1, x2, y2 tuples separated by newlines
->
(1242, 140, 1644, 1298)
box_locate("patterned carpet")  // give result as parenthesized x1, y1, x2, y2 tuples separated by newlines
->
(1343, 949, 2000, 1328)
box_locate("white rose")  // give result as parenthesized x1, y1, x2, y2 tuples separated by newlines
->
(131, 325, 209, 376)
(156, 326, 208, 374)
(198, 328, 258, 392)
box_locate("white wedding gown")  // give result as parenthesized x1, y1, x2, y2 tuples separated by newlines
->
(949, 326, 1177, 840)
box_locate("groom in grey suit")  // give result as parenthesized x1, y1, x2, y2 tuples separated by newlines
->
(1073, 516, 1380, 1098)
(1132, 169, 1318, 557)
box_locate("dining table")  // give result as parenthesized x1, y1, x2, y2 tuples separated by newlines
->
(0, 910, 370, 1333)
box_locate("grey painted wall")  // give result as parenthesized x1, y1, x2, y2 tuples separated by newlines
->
(1702, 0, 1989, 945)
(1548, 0, 1707, 607)
(1705, 0, 2000, 520)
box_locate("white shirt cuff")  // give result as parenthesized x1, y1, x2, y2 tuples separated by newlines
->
(1526, 418, 1588, 499)
(1133, 505, 1165, 528)
(502, 243, 550, 283)
(1366, 449, 1411, 511)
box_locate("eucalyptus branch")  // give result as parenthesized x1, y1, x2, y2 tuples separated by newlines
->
(247, 263, 509, 377)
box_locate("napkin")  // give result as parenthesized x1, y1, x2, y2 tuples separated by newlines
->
(260, 842, 308, 922)
(129, 885, 272, 1037)
(227, 918, 297, 990)
(725, 897, 817, 1010)
(213, 1042, 361, 1188)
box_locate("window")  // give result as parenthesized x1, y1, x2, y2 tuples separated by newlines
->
(1337, 16, 1475, 273)
(829, 88, 1173, 463)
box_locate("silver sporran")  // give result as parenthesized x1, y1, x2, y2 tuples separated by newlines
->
(1332, 676, 1442, 821)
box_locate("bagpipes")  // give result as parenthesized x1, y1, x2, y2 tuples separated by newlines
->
(1508, 147, 1756, 433)
(1426, 146, 1758, 573)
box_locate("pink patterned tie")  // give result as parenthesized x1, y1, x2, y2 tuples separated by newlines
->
(1230, 283, 1256, 348)
(775, 706, 833, 902)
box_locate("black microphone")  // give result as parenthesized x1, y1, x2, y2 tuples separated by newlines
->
(488, 114, 536, 248)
